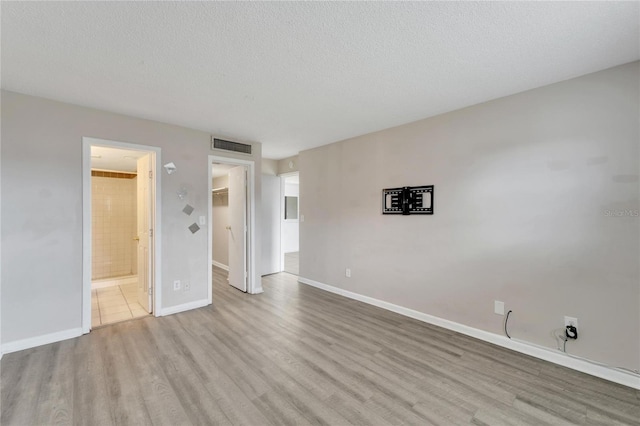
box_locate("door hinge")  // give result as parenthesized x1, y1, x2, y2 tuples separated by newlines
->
(149, 229, 153, 237)
(149, 170, 153, 179)
(149, 286, 153, 296)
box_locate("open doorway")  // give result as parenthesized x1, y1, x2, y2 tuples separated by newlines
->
(281, 172, 299, 275)
(208, 155, 258, 301)
(82, 138, 160, 333)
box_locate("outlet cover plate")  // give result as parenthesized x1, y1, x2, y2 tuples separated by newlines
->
(564, 316, 578, 329)
(494, 300, 505, 315)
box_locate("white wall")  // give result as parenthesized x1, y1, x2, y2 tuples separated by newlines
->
(1, 90, 262, 347)
(212, 175, 229, 268)
(282, 180, 299, 253)
(299, 62, 640, 371)
(261, 174, 281, 275)
(0, 101, 2, 358)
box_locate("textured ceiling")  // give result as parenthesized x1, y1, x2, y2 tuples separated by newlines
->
(2, 2, 638, 159)
(91, 146, 146, 173)
(212, 163, 235, 179)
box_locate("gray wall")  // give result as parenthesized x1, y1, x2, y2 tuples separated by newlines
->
(1, 90, 262, 345)
(299, 62, 640, 370)
(212, 175, 229, 267)
(262, 158, 278, 176)
(278, 155, 299, 174)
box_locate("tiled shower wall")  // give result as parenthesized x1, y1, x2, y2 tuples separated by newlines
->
(92, 173, 138, 280)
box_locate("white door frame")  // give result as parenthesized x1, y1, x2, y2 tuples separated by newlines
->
(82, 137, 162, 333)
(280, 171, 299, 272)
(208, 155, 258, 303)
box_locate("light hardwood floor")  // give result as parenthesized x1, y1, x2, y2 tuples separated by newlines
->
(2, 268, 639, 425)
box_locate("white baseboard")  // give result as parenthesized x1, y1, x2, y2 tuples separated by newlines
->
(297, 276, 640, 390)
(212, 261, 229, 271)
(91, 275, 138, 289)
(1, 327, 83, 355)
(159, 299, 209, 316)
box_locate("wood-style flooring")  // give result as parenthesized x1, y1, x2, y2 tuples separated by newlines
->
(2, 267, 639, 425)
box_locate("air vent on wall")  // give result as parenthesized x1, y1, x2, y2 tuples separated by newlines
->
(211, 137, 252, 155)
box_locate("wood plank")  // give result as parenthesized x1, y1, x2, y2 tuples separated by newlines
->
(1, 267, 638, 425)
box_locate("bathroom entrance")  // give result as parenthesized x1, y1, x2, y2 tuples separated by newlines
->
(82, 138, 159, 331)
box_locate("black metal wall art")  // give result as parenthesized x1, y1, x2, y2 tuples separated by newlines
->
(382, 185, 434, 215)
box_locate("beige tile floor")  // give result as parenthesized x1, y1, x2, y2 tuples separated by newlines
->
(91, 282, 150, 328)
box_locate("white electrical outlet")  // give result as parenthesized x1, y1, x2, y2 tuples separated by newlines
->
(184, 281, 191, 292)
(494, 301, 505, 315)
(173, 280, 181, 291)
(564, 316, 578, 329)
(345, 268, 351, 278)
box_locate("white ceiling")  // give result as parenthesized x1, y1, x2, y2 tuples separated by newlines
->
(2, 2, 638, 159)
(285, 174, 299, 185)
(91, 146, 146, 173)
(212, 163, 236, 179)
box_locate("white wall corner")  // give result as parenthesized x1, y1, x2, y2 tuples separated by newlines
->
(1, 327, 83, 355)
(297, 276, 640, 391)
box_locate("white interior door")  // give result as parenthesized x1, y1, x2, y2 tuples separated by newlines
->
(228, 166, 247, 292)
(261, 174, 281, 275)
(137, 154, 152, 312)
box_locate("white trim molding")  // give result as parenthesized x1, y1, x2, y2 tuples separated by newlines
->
(82, 137, 163, 335)
(2, 328, 83, 355)
(298, 276, 640, 390)
(159, 299, 209, 316)
(212, 261, 229, 271)
(208, 154, 262, 304)
(91, 275, 138, 289)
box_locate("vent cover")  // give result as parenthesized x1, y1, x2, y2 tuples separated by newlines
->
(212, 138, 252, 155)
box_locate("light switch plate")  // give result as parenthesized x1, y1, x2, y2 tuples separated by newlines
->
(494, 300, 505, 315)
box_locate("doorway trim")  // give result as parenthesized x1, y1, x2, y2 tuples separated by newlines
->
(208, 155, 259, 304)
(82, 137, 162, 334)
(280, 171, 300, 272)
